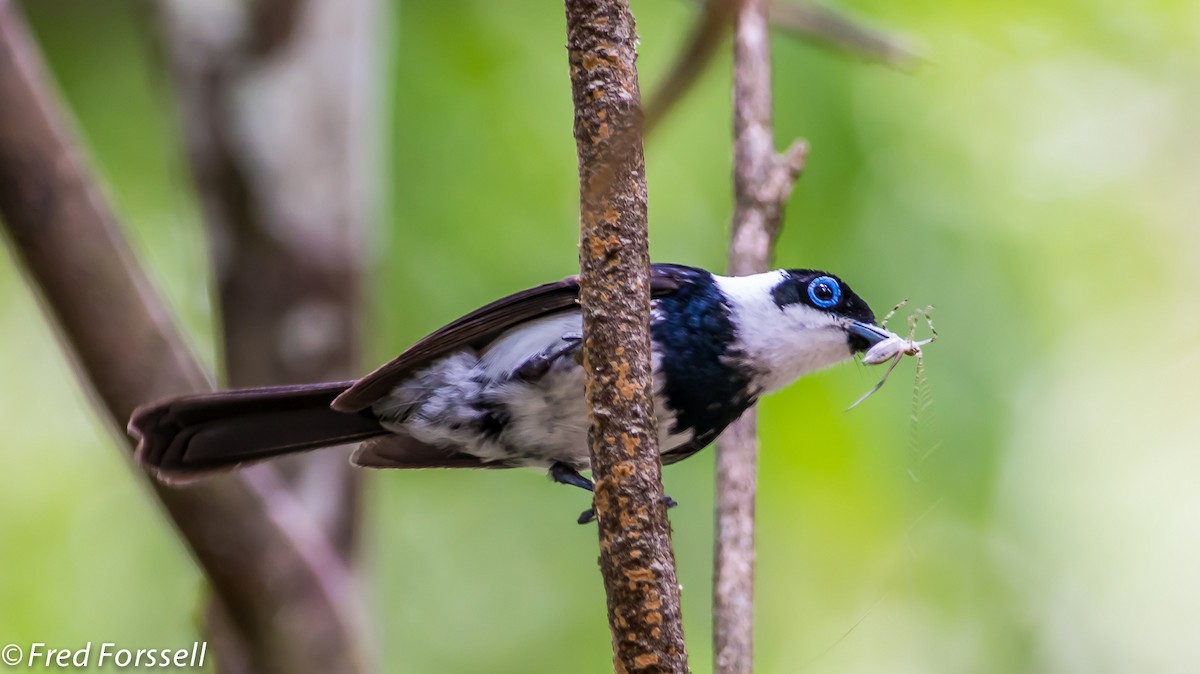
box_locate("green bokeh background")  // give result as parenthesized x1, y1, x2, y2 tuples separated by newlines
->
(3, 1, 1198, 672)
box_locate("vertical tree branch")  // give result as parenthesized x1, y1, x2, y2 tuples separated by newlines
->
(563, 1, 689, 672)
(0, 3, 366, 673)
(713, 1, 806, 672)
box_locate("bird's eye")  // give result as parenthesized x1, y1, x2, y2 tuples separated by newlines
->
(807, 276, 841, 308)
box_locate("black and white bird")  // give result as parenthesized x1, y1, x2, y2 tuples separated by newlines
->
(130, 263, 890, 522)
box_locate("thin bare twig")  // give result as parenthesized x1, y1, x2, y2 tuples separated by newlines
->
(564, 0, 689, 672)
(714, 0, 807, 672)
(0, 4, 366, 673)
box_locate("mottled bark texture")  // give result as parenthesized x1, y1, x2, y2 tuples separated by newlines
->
(563, 1, 690, 672)
(155, 0, 379, 563)
(713, 1, 806, 673)
(0, 4, 366, 673)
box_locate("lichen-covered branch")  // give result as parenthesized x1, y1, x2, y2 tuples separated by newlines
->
(714, 1, 807, 672)
(0, 4, 366, 673)
(563, 1, 689, 672)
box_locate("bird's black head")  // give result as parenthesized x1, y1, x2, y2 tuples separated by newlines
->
(770, 269, 880, 353)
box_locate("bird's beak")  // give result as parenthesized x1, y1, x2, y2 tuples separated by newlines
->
(847, 320, 891, 352)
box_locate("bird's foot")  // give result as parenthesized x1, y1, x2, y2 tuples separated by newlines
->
(549, 462, 678, 525)
(549, 461, 593, 492)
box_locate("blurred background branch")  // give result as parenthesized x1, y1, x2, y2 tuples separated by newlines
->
(644, 0, 737, 134)
(647, 0, 916, 135)
(769, 1, 921, 68)
(0, 2, 368, 673)
(153, 0, 381, 564)
(151, 2, 383, 664)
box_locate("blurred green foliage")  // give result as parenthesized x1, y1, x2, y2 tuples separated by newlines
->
(3, 0, 1199, 672)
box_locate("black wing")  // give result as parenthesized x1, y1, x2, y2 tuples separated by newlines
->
(331, 264, 698, 412)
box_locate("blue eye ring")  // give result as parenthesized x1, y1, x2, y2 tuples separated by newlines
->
(807, 276, 841, 308)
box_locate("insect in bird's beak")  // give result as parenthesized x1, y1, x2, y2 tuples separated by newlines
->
(848, 303, 937, 410)
(848, 320, 892, 350)
(862, 332, 924, 365)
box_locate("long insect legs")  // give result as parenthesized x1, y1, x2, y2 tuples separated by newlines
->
(849, 305, 937, 409)
(848, 350, 904, 410)
(881, 299, 908, 330)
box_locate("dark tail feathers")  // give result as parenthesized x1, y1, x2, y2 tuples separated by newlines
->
(129, 381, 387, 481)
